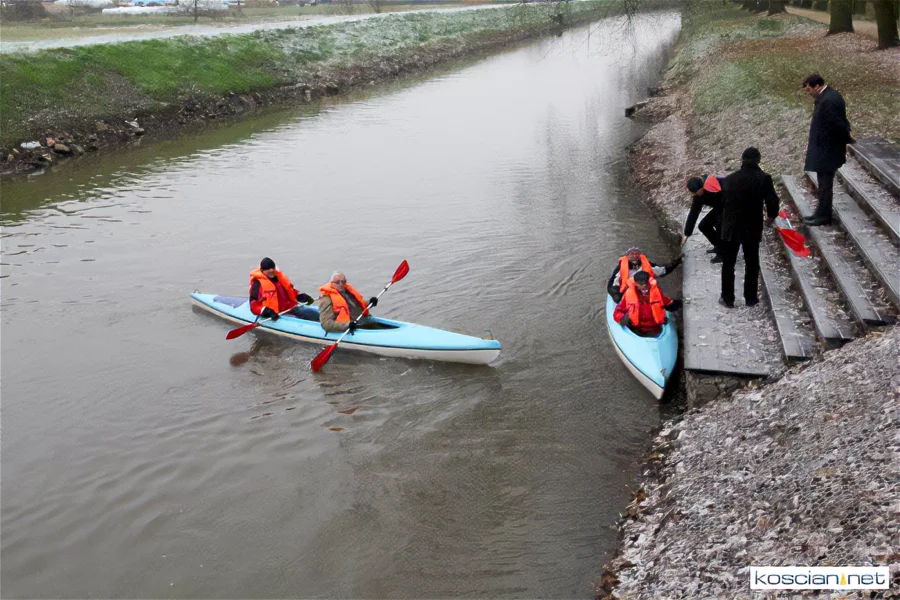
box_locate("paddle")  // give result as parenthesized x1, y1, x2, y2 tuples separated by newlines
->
(774, 209, 810, 258)
(225, 306, 296, 340)
(311, 260, 409, 372)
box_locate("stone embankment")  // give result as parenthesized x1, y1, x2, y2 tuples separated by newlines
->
(598, 4, 899, 598)
(602, 327, 899, 599)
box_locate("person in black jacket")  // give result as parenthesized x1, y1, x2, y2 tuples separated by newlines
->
(801, 74, 855, 226)
(682, 174, 724, 263)
(719, 147, 780, 308)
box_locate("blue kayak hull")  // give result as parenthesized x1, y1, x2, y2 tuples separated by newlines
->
(605, 295, 678, 399)
(191, 293, 501, 365)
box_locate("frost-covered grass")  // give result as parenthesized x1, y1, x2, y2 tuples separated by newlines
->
(0, 0, 626, 145)
(673, 3, 899, 152)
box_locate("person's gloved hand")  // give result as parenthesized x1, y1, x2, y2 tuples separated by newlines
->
(261, 307, 279, 321)
(347, 320, 359, 334)
(620, 314, 631, 327)
(667, 256, 683, 271)
(368, 296, 378, 308)
(667, 299, 683, 312)
(296, 293, 314, 305)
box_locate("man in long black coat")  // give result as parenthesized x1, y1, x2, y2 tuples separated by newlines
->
(719, 147, 780, 308)
(801, 73, 854, 226)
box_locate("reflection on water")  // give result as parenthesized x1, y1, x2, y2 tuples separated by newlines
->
(1, 11, 681, 599)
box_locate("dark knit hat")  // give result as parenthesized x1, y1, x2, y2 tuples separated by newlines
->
(686, 176, 704, 193)
(741, 147, 761, 165)
(260, 257, 276, 271)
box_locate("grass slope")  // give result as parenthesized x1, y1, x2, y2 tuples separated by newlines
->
(0, 1, 629, 146)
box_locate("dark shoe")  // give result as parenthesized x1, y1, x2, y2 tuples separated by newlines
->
(746, 298, 760, 307)
(803, 215, 832, 226)
(718, 296, 734, 308)
(710, 255, 723, 264)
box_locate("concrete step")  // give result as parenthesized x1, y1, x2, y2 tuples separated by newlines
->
(769, 203, 855, 348)
(838, 157, 900, 244)
(759, 235, 817, 362)
(807, 171, 900, 308)
(681, 238, 775, 377)
(783, 175, 893, 326)
(848, 138, 900, 197)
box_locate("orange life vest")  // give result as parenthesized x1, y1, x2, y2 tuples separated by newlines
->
(249, 268, 298, 313)
(319, 281, 369, 322)
(623, 278, 667, 326)
(618, 254, 655, 292)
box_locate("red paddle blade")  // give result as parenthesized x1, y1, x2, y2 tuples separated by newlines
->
(311, 343, 338, 372)
(777, 228, 810, 257)
(226, 322, 259, 340)
(392, 260, 410, 284)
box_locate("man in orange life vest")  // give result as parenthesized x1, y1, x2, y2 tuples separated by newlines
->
(317, 271, 380, 334)
(606, 247, 681, 303)
(613, 271, 682, 337)
(249, 257, 314, 321)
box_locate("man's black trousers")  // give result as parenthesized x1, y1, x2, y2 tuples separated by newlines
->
(814, 169, 836, 220)
(720, 239, 760, 305)
(698, 204, 724, 253)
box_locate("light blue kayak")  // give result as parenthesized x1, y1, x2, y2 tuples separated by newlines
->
(605, 294, 678, 399)
(191, 293, 501, 365)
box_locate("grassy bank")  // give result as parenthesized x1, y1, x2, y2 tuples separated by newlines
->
(669, 4, 898, 177)
(0, 0, 640, 149)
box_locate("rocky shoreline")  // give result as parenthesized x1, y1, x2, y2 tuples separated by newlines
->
(597, 7, 899, 599)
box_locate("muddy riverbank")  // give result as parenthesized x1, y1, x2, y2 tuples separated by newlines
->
(598, 5, 900, 598)
(0, 0, 674, 177)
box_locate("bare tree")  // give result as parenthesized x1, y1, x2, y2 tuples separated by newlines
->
(872, 0, 899, 47)
(366, 0, 382, 13)
(828, 0, 854, 33)
(812, 0, 828, 10)
(336, 0, 354, 15)
(768, 0, 786, 14)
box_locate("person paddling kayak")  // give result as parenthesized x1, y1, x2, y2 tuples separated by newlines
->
(607, 247, 681, 303)
(249, 257, 314, 321)
(317, 272, 380, 334)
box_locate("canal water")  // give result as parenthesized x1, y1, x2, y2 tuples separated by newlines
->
(1, 12, 681, 598)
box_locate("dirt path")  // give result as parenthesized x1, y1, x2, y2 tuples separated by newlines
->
(785, 5, 878, 39)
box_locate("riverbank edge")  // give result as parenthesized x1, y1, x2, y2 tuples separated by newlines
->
(596, 9, 899, 599)
(0, 2, 661, 179)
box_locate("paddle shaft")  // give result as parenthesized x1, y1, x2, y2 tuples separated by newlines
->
(226, 305, 297, 339)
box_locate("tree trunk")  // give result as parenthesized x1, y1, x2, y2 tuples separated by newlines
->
(829, 0, 855, 32)
(872, 0, 899, 48)
(812, 0, 828, 10)
(768, 0, 787, 14)
(799, 0, 813, 8)
(741, 0, 756, 9)
(853, 0, 867, 15)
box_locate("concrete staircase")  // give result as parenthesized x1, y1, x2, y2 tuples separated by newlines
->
(768, 137, 899, 362)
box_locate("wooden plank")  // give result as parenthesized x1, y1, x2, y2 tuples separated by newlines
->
(837, 160, 900, 244)
(807, 171, 900, 308)
(681, 237, 773, 377)
(783, 175, 890, 326)
(848, 138, 900, 197)
(759, 242, 816, 362)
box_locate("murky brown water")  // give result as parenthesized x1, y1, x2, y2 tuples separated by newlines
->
(2, 13, 680, 598)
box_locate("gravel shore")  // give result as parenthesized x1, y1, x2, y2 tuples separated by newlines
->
(601, 327, 899, 599)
